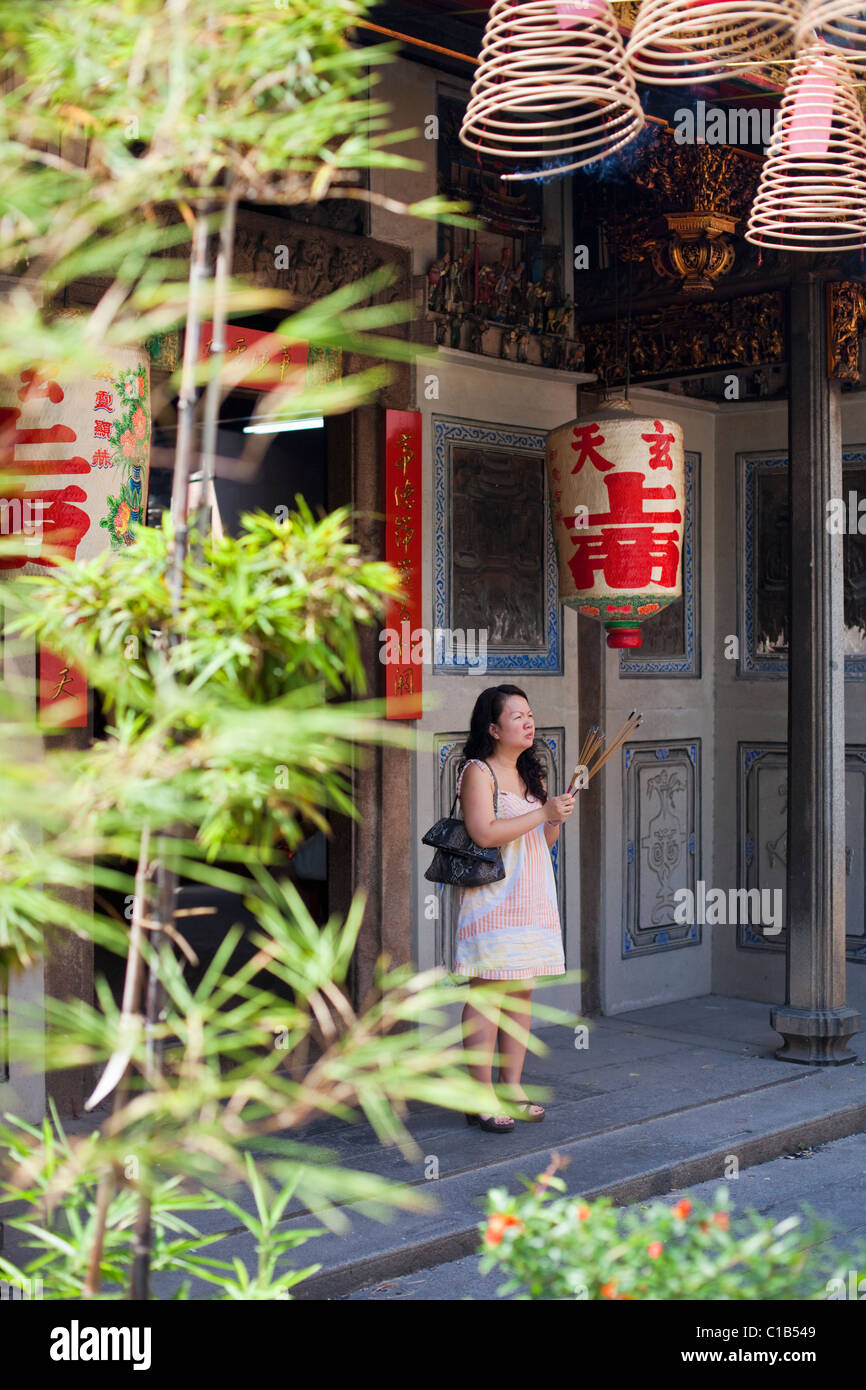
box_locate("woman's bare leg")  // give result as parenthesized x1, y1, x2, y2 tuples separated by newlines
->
(461, 977, 512, 1126)
(497, 984, 544, 1116)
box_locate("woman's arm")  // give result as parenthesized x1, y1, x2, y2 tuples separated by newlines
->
(541, 776, 562, 848)
(459, 762, 548, 848)
(544, 820, 561, 848)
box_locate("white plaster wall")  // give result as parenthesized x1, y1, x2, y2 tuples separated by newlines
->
(369, 57, 572, 296)
(600, 388, 718, 1014)
(412, 350, 587, 1015)
(368, 57, 443, 278)
(2, 961, 46, 1124)
(0, 637, 46, 1122)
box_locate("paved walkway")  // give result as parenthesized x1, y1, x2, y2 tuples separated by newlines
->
(345, 1128, 866, 1300)
(137, 993, 866, 1299)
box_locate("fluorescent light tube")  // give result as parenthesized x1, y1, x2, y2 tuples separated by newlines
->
(242, 416, 325, 434)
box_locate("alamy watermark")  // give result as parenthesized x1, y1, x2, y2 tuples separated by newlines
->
(674, 881, 783, 935)
(827, 493, 866, 534)
(379, 622, 488, 673)
(49, 1320, 151, 1370)
(1, 1276, 43, 1299)
(0, 497, 47, 537)
(674, 100, 779, 148)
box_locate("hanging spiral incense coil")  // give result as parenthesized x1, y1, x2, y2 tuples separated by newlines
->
(459, 0, 644, 180)
(745, 40, 866, 251)
(797, 1, 866, 71)
(625, 0, 800, 84)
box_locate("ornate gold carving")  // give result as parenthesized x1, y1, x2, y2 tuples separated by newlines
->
(650, 212, 738, 294)
(231, 212, 410, 307)
(616, 2, 642, 28)
(636, 135, 762, 219)
(828, 281, 866, 383)
(582, 290, 785, 386)
(604, 135, 760, 293)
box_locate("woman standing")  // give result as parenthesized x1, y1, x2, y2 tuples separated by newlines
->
(454, 684, 574, 1133)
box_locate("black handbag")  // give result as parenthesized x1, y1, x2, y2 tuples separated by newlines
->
(422, 762, 506, 887)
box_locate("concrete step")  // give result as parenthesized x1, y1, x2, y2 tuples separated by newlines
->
(177, 1059, 866, 1300)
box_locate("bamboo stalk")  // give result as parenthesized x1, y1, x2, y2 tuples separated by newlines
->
(193, 178, 239, 551)
(83, 821, 151, 1298)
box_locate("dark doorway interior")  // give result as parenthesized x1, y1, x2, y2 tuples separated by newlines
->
(94, 379, 350, 1008)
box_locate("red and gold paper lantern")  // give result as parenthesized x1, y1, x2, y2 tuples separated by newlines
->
(546, 399, 685, 648)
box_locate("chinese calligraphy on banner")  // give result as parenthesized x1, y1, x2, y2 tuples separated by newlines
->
(0, 345, 151, 725)
(198, 323, 308, 391)
(546, 405, 684, 649)
(384, 410, 423, 719)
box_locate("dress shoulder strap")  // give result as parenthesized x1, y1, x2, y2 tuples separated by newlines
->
(456, 758, 495, 796)
(455, 759, 499, 818)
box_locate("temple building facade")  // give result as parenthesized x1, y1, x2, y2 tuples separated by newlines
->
(3, 1, 866, 1121)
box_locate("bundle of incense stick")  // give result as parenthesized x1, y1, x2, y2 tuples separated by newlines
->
(566, 711, 643, 793)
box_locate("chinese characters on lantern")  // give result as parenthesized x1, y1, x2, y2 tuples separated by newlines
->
(384, 410, 423, 719)
(547, 411, 685, 648)
(0, 367, 92, 569)
(558, 420, 681, 593)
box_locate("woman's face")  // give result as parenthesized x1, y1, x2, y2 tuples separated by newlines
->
(491, 695, 535, 753)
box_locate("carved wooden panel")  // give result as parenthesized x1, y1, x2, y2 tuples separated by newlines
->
(623, 740, 701, 956)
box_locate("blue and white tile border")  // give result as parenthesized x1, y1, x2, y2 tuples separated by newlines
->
(619, 451, 701, 679)
(432, 414, 562, 674)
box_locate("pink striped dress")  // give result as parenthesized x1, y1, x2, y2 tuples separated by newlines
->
(453, 758, 565, 980)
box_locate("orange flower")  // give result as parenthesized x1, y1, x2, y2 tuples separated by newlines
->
(672, 1198, 692, 1220)
(114, 500, 131, 535)
(647, 1241, 663, 1259)
(712, 1211, 730, 1231)
(484, 1213, 524, 1246)
(132, 406, 147, 439)
(600, 1280, 618, 1299)
(136, 374, 145, 397)
(576, 1203, 591, 1222)
(121, 430, 136, 458)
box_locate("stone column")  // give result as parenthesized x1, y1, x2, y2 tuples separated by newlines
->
(770, 276, 860, 1063)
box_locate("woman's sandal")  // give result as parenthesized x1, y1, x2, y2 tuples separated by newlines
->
(513, 1100, 545, 1123)
(465, 1112, 515, 1133)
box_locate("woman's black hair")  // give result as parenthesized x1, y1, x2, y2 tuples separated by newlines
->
(459, 684, 547, 803)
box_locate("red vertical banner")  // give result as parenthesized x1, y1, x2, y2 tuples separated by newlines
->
(39, 645, 88, 729)
(384, 410, 423, 720)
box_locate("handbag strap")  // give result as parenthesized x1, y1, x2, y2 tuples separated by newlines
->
(452, 759, 499, 817)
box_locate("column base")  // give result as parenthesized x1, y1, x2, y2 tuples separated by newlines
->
(770, 1004, 862, 1065)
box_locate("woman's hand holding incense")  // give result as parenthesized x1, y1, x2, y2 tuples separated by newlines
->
(544, 792, 575, 824)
